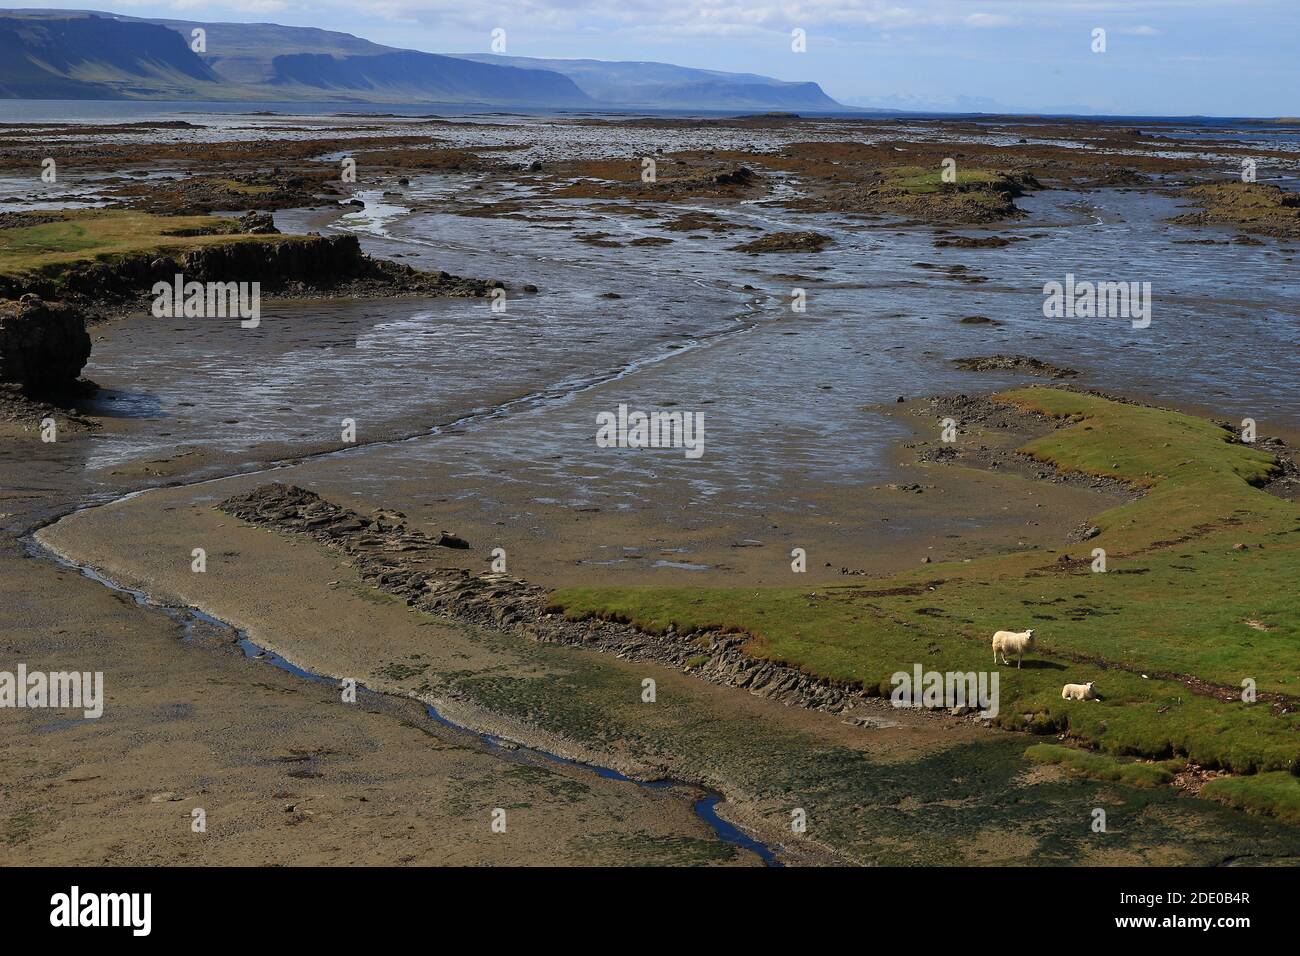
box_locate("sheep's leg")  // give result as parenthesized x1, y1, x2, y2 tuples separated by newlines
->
(1017, 652, 1022, 669)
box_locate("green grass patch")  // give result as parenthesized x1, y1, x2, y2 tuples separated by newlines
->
(887, 165, 1003, 194)
(1025, 743, 1179, 788)
(211, 178, 278, 196)
(554, 388, 1300, 776)
(1202, 772, 1300, 824)
(0, 209, 281, 279)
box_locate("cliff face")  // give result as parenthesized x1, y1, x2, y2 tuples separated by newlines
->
(0, 12, 591, 106)
(0, 13, 218, 99)
(0, 234, 493, 310)
(0, 296, 92, 396)
(452, 54, 847, 111)
(268, 51, 592, 107)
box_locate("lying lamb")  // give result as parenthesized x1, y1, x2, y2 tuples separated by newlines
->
(991, 628, 1035, 668)
(1062, 681, 1100, 701)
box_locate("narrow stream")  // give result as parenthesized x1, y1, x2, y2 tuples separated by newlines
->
(24, 533, 785, 867)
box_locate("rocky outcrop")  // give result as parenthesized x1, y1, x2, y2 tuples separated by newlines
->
(237, 211, 278, 235)
(0, 295, 92, 396)
(951, 354, 1079, 378)
(732, 230, 831, 253)
(933, 234, 1021, 249)
(0, 234, 494, 309)
(822, 170, 1040, 224)
(1170, 181, 1300, 238)
(114, 174, 326, 216)
(219, 483, 878, 717)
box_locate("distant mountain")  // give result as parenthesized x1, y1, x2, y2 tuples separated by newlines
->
(0, 10, 846, 112)
(0, 11, 219, 99)
(144, 17, 392, 88)
(452, 54, 845, 111)
(263, 52, 590, 107)
(0, 10, 588, 105)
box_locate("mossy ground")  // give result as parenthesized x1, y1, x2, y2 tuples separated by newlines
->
(1202, 772, 1300, 825)
(553, 389, 1300, 813)
(1026, 743, 1180, 788)
(0, 209, 281, 278)
(416, 632, 1300, 864)
(888, 165, 1004, 194)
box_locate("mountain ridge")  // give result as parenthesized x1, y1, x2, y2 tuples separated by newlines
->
(0, 9, 850, 111)
(450, 53, 843, 110)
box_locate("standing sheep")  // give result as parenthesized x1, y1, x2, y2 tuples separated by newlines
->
(991, 628, 1036, 668)
(1062, 681, 1100, 701)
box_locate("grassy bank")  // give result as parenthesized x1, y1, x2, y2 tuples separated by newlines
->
(888, 165, 1004, 194)
(1203, 772, 1300, 824)
(553, 389, 1300, 801)
(0, 209, 281, 279)
(1025, 744, 1180, 788)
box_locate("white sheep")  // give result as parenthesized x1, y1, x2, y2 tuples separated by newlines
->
(1062, 681, 1099, 701)
(991, 628, 1035, 668)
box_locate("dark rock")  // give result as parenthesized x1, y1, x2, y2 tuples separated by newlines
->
(0, 296, 92, 396)
(951, 354, 1078, 378)
(934, 235, 1017, 249)
(237, 211, 279, 235)
(732, 231, 831, 254)
(713, 165, 757, 186)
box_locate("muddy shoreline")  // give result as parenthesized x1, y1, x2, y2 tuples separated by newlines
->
(24, 529, 791, 865)
(25, 377, 1300, 864)
(5, 110, 1299, 866)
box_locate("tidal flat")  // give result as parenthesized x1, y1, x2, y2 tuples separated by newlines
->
(3, 109, 1299, 865)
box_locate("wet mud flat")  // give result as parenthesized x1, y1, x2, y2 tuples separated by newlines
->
(3, 111, 1300, 865)
(29, 398, 1300, 865)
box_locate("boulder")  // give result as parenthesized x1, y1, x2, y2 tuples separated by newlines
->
(0, 296, 92, 396)
(237, 211, 279, 234)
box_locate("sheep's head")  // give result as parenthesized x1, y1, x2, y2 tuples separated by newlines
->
(1085, 681, 1094, 690)
(1026, 629, 1036, 640)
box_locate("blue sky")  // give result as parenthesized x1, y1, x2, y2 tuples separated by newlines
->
(22, 1, 1300, 115)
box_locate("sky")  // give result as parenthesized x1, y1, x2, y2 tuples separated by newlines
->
(17, 1, 1300, 116)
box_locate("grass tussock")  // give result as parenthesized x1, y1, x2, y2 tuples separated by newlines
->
(887, 165, 1003, 194)
(1201, 772, 1300, 824)
(1025, 743, 1179, 788)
